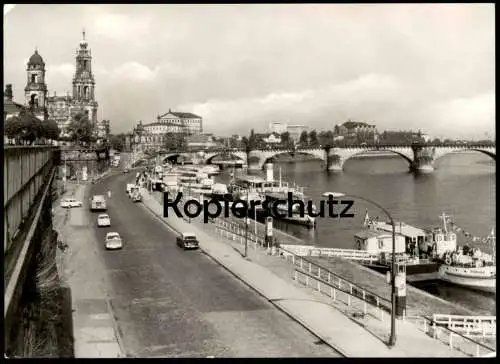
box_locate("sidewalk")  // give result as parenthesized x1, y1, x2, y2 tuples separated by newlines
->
(140, 188, 467, 357)
(54, 185, 124, 358)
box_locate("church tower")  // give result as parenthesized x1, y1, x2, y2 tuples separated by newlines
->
(24, 49, 48, 120)
(72, 29, 98, 125)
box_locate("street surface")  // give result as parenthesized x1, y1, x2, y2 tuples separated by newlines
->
(86, 166, 340, 357)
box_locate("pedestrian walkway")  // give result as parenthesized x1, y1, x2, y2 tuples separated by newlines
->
(140, 188, 468, 357)
(55, 185, 124, 358)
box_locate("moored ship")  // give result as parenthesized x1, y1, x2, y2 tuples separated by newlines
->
(228, 163, 316, 228)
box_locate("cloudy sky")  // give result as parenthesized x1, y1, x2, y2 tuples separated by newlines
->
(4, 4, 495, 138)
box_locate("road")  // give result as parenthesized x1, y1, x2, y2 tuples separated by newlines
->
(87, 168, 340, 357)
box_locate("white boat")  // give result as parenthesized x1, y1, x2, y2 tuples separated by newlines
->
(228, 164, 315, 228)
(436, 215, 496, 293)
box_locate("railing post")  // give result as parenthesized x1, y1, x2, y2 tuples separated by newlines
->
(317, 280, 321, 292)
(328, 272, 331, 283)
(308, 262, 312, 273)
(305, 276, 309, 287)
(449, 332, 453, 349)
(318, 267, 321, 279)
(363, 291, 367, 314)
(475, 344, 480, 357)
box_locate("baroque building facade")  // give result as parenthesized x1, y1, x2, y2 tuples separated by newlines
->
(130, 109, 203, 153)
(44, 30, 101, 138)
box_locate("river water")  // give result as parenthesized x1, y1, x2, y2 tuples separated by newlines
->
(215, 152, 496, 315)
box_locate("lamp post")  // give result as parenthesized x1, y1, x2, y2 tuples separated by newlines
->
(322, 191, 397, 348)
(244, 188, 249, 258)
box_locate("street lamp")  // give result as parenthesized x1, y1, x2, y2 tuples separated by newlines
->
(244, 188, 249, 258)
(322, 191, 397, 348)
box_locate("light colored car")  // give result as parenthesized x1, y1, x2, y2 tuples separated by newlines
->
(105, 232, 123, 250)
(97, 214, 111, 227)
(61, 198, 83, 208)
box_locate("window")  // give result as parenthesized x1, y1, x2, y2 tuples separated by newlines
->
(31, 74, 36, 83)
(378, 240, 384, 249)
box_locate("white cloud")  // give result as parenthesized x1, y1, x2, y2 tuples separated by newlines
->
(426, 91, 495, 138)
(110, 62, 159, 82)
(87, 9, 151, 41)
(180, 73, 402, 135)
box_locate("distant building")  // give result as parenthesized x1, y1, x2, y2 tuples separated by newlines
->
(269, 122, 287, 134)
(186, 134, 219, 150)
(42, 30, 100, 137)
(354, 229, 406, 254)
(336, 121, 377, 138)
(287, 125, 309, 143)
(4, 84, 26, 122)
(156, 109, 203, 135)
(263, 133, 282, 144)
(97, 119, 110, 139)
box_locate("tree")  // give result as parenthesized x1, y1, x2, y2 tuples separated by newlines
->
(163, 132, 187, 151)
(308, 130, 319, 147)
(67, 112, 94, 145)
(318, 130, 334, 146)
(280, 131, 291, 147)
(109, 134, 125, 151)
(5, 110, 44, 144)
(248, 129, 257, 150)
(299, 131, 309, 146)
(43, 119, 61, 140)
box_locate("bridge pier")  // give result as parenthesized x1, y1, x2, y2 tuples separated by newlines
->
(410, 145, 437, 174)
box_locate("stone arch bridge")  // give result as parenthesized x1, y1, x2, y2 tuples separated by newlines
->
(160, 144, 495, 174)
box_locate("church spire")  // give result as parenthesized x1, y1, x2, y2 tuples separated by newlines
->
(82, 28, 86, 41)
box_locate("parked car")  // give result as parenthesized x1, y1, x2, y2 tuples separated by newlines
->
(105, 232, 123, 250)
(176, 232, 199, 250)
(97, 214, 111, 227)
(61, 198, 83, 208)
(123, 168, 129, 173)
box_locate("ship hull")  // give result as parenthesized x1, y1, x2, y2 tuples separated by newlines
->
(438, 266, 496, 293)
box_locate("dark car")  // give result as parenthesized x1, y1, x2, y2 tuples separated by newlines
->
(176, 233, 199, 250)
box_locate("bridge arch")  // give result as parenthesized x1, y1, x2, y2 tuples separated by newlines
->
(342, 149, 414, 167)
(434, 148, 496, 162)
(205, 152, 246, 164)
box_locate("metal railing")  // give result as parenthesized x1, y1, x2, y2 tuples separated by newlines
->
(278, 247, 392, 313)
(431, 314, 496, 337)
(293, 268, 390, 322)
(202, 216, 497, 357)
(278, 246, 496, 357)
(403, 315, 496, 357)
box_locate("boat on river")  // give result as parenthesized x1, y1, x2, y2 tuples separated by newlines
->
(356, 211, 496, 292)
(227, 163, 316, 228)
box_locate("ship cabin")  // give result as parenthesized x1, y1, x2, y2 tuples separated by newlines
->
(430, 227, 457, 258)
(354, 229, 406, 255)
(368, 221, 431, 258)
(230, 175, 305, 198)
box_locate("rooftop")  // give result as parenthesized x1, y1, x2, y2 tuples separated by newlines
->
(373, 221, 428, 238)
(159, 109, 202, 119)
(355, 230, 393, 240)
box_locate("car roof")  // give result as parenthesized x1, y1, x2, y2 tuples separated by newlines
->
(98, 214, 109, 218)
(106, 232, 120, 237)
(182, 233, 196, 238)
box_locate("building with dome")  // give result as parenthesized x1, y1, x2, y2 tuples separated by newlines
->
(42, 30, 100, 137)
(24, 49, 49, 121)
